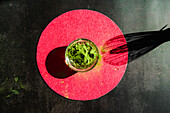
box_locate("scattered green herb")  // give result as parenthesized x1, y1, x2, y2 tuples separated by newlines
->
(0, 76, 27, 98)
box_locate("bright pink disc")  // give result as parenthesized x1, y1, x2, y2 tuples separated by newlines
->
(36, 9, 128, 100)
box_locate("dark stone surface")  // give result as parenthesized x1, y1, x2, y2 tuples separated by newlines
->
(0, 0, 169, 113)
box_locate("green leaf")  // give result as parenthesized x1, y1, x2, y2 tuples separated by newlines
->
(14, 77, 18, 82)
(6, 94, 11, 98)
(10, 88, 19, 95)
(12, 90, 19, 94)
(0, 78, 8, 86)
(20, 84, 26, 89)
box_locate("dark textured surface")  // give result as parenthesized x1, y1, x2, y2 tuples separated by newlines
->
(0, 0, 169, 113)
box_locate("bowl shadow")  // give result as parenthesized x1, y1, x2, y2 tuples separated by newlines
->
(45, 46, 77, 79)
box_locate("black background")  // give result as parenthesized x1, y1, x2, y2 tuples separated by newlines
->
(0, 0, 170, 113)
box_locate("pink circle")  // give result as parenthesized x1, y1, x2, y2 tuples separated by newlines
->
(36, 9, 128, 100)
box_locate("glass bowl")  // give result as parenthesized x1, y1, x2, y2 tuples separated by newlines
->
(65, 38, 99, 72)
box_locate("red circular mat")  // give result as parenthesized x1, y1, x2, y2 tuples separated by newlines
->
(36, 9, 128, 100)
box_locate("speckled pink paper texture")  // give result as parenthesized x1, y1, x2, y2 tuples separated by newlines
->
(36, 9, 128, 100)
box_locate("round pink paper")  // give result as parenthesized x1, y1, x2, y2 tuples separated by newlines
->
(36, 9, 128, 100)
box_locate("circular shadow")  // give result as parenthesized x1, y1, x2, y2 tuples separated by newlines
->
(46, 46, 77, 79)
